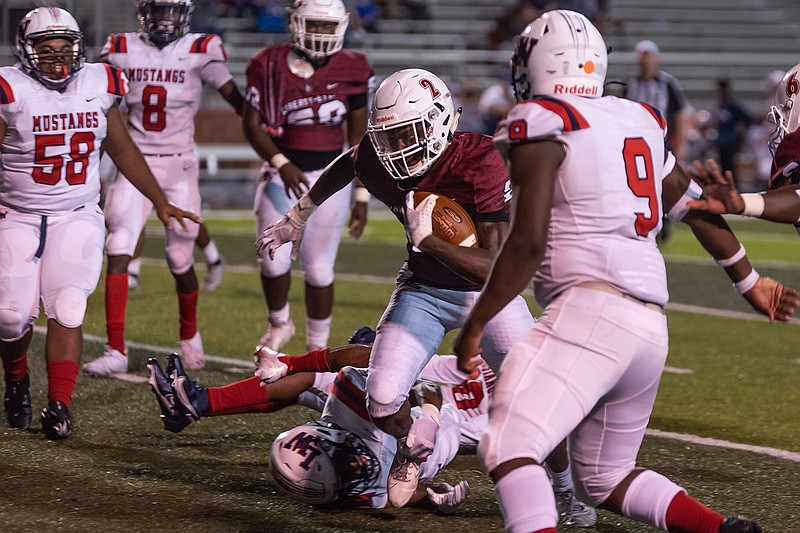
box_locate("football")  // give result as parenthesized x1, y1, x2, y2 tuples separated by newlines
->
(413, 191, 478, 248)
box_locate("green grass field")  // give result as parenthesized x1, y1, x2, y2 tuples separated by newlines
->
(1, 212, 799, 532)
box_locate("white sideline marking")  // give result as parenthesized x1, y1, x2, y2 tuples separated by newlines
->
(663, 366, 694, 374)
(646, 429, 800, 463)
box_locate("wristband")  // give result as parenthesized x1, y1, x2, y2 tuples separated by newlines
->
(714, 243, 746, 267)
(354, 187, 371, 203)
(734, 268, 760, 295)
(270, 153, 291, 170)
(740, 193, 765, 217)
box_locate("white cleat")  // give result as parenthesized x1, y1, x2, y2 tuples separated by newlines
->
(201, 256, 226, 292)
(555, 487, 597, 527)
(82, 346, 128, 376)
(128, 273, 140, 291)
(259, 319, 295, 351)
(178, 331, 205, 370)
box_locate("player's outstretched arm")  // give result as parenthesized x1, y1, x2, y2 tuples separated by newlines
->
(254, 344, 371, 384)
(104, 106, 202, 231)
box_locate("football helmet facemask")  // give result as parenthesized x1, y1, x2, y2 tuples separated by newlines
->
(138, 0, 194, 47)
(270, 422, 379, 505)
(511, 9, 607, 102)
(290, 0, 349, 60)
(367, 68, 459, 182)
(767, 63, 800, 157)
(15, 7, 85, 91)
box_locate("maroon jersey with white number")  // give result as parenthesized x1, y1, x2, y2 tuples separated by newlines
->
(353, 131, 511, 291)
(769, 129, 800, 190)
(245, 43, 373, 155)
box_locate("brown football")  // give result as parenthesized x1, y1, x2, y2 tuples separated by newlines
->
(413, 191, 479, 248)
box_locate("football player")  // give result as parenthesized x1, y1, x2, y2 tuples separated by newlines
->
(454, 10, 796, 533)
(243, 0, 375, 353)
(0, 7, 199, 439)
(256, 67, 537, 509)
(81, 0, 245, 377)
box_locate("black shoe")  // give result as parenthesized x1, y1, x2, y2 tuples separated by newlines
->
(5, 374, 32, 429)
(147, 358, 192, 433)
(40, 400, 72, 440)
(167, 353, 208, 421)
(348, 325, 376, 345)
(721, 516, 762, 533)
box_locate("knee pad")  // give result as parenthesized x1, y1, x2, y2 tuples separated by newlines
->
(165, 238, 195, 275)
(574, 462, 637, 507)
(50, 286, 88, 329)
(258, 249, 291, 278)
(0, 307, 32, 341)
(105, 227, 139, 257)
(365, 369, 404, 419)
(303, 261, 334, 288)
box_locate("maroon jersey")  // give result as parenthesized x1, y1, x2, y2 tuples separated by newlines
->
(354, 132, 511, 291)
(245, 43, 373, 157)
(769, 129, 800, 190)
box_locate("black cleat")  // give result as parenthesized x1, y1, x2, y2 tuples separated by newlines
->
(348, 325, 376, 346)
(5, 374, 32, 429)
(721, 516, 762, 533)
(147, 358, 192, 433)
(167, 353, 208, 421)
(40, 400, 72, 440)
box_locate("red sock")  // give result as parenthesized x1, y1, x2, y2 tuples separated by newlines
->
(105, 272, 128, 353)
(206, 376, 273, 416)
(278, 348, 330, 374)
(665, 492, 724, 533)
(533, 529, 558, 533)
(2, 353, 28, 382)
(47, 360, 79, 407)
(178, 289, 198, 340)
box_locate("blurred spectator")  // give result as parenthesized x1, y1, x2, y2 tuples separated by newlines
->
(453, 78, 485, 133)
(191, 0, 220, 34)
(486, 0, 546, 50)
(624, 40, 689, 163)
(354, 0, 381, 32)
(479, 69, 515, 135)
(713, 78, 753, 180)
(256, 0, 289, 33)
(684, 108, 719, 166)
(383, 0, 430, 21)
(220, 0, 260, 18)
(555, 0, 598, 22)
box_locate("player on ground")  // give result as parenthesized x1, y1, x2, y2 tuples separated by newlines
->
(0, 7, 199, 439)
(243, 0, 374, 352)
(454, 10, 797, 533)
(82, 0, 244, 376)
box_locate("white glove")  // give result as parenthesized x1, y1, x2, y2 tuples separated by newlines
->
(253, 345, 288, 384)
(406, 404, 440, 460)
(404, 191, 436, 250)
(426, 480, 470, 514)
(256, 194, 317, 260)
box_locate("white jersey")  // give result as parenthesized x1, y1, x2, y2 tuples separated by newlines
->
(494, 95, 675, 307)
(0, 63, 126, 215)
(101, 32, 232, 155)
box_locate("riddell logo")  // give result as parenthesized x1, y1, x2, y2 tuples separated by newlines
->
(376, 115, 397, 123)
(553, 84, 598, 95)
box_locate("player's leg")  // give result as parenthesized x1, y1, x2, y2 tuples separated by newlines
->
(545, 441, 597, 527)
(472, 292, 535, 373)
(197, 222, 226, 292)
(298, 174, 351, 350)
(86, 171, 152, 376)
(255, 178, 296, 350)
(40, 207, 105, 438)
(127, 229, 145, 290)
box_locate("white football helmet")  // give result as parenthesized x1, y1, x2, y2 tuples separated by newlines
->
(270, 422, 379, 505)
(767, 63, 800, 157)
(367, 68, 459, 182)
(138, 0, 194, 47)
(290, 0, 349, 60)
(511, 9, 607, 102)
(15, 7, 85, 91)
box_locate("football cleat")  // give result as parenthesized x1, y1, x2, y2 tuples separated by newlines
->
(128, 272, 140, 291)
(40, 400, 72, 440)
(259, 319, 295, 351)
(82, 346, 128, 376)
(147, 358, 192, 433)
(178, 331, 205, 370)
(168, 353, 209, 421)
(554, 487, 597, 527)
(348, 325, 376, 345)
(201, 256, 226, 292)
(387, 444, 422, 508)
(4, 374, 32, 429)
(720, 516, 762, 533)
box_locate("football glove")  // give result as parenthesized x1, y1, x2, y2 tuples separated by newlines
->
(254, 345, 288, 384)
(256, 194, 317, 260)
(406, 403, 440, 460)
(404, 191, 436, 250)
(426, 480, 471, 514)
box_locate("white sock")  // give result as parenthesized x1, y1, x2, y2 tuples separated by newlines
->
(550, 465, 574, 491)
(268, 304, 291, 326)
(203, 240, 220, 265)
(620, 469, 685, 530)
(306, 316, 332, 349)
(495, 464, 558, 533)
(128, 258, 141, 276)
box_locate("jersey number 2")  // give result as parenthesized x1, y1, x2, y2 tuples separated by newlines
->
(623, 137, 659, 237)
(33, 132, 95, 186)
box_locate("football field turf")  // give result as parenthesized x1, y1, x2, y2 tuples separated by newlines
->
(1, 213, 799, 532)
